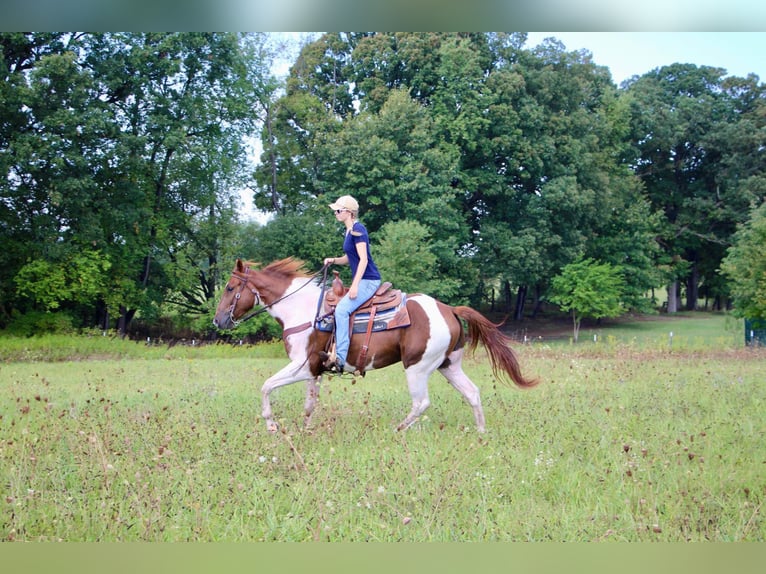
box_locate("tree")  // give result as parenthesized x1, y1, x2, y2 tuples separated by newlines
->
(319, 87, 467, 300)
(548, 258, 626, 342)
(243, 205, 339, 271)
(471, 36, 650, 317)
(720, 202, 766, 320)
(13, 250, 110, 312)
(373, 220, 459, 298)
(1, 33, 265, 333)
(624, 64, 763, 312)
(244, 32, 758, 320)
(251, 33, 354, 215)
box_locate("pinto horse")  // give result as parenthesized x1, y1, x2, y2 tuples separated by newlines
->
(213, 258, 537, 432)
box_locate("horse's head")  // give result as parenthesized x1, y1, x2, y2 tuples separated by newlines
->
(213, 259, 262, 330)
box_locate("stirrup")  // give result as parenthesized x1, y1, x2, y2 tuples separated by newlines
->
(318, 351, 344, 373)
(327, 360, 345, 374)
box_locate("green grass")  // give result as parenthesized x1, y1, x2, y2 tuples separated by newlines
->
(0, 332, 286, 363)
(1, 313, 764, 541)
(531, 311, 744, 351)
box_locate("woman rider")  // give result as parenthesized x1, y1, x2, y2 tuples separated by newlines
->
(322, 195, 381, 373)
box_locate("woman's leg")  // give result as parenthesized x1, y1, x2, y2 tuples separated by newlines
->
(334, 279, 380, 366)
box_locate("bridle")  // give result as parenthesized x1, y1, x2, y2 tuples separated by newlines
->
(226, 266, 263, 327)
(225, 264, 329, 327)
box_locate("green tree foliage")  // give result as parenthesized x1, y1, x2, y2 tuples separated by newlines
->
(4, 32, 764, 338)
(261, 32, 658, 313)
(624, 64, 766, 311)
(14, 250, 110, 312)
(1, 33, 270, 333)
(243, 205, 339, 271)
(319, 88, 466, 297)
(373, 220, 458, 298)
(720, 202, 766, 320)
(549, 258, 626, 342)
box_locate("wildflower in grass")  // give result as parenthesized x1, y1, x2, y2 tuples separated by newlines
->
(534, 450, 555, 480)
(534, 451, 554, 468)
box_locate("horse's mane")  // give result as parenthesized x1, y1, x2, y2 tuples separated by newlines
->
(245, 257, 311, 279)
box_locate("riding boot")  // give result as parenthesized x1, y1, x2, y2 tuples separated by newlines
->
(318, 351, 344, 373)
(329, 360, 345, 373)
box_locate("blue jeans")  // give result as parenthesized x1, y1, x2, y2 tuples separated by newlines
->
(334, 279, 381, 365)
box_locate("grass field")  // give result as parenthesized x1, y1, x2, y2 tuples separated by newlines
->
(1, 312, 764, 541)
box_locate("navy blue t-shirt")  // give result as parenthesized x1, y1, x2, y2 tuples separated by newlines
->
(343, 221, 381, 281)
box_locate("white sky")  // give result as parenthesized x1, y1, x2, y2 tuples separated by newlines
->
(526, 32, 766, 84)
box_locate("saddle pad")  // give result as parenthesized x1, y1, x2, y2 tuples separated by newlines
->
(315, 296, 411, 333)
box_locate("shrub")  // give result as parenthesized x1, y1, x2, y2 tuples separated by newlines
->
(5, 310, 77, 336)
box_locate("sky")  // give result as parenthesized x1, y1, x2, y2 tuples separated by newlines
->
(525, 32, 766, 84)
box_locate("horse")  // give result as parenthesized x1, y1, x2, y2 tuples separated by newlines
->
(212, 257, 538, 433)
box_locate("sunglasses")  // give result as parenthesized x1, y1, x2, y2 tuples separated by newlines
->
(334, 209, 347, 214)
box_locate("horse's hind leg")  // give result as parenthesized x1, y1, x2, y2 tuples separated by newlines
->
(438, 349, 486, 432)
(397, 366, 432, 431)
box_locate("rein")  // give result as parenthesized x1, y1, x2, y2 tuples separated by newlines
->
(227, 264, 329, 327)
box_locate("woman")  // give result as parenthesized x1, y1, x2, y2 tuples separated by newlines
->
(322, 195, 381, 373)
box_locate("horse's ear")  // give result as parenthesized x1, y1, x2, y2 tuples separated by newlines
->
(235, 258, 244, 272)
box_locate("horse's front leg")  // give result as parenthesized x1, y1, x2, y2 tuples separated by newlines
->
(261, 361, 312, 433)
(303, 376, 322, 428)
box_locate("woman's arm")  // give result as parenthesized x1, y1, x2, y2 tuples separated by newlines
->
(323, 255, 348, 266)
(348, 241, 368, 299)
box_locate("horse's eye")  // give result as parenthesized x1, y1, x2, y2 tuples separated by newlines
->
(226, 285, 234, 292)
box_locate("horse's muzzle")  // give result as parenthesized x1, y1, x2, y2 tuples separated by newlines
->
(213, 313, 234, 330)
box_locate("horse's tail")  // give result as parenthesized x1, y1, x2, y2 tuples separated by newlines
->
(452, 306, 539, 389)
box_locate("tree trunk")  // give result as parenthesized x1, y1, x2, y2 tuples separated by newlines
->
(265, 104, 280, 213)
(96, 300, 109, 331)
(117, 305, 136, 338)
(531, 285, 543, 318)
(686, 261, 699, 311)
(503, 280, 513, 312)
(572, 310, 581, 343)
(514, 284, 527, 321)
(205, 204, 218, 301)
(667, 280, 678, 313)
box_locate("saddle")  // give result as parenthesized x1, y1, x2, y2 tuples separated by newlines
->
(323, 271, 402, 315)
(316, 271, 411, 376)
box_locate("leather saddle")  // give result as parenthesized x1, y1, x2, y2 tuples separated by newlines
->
(323, 271, 402, 314)
(317, 271, 410, 333)
(317, 271, 410, 376)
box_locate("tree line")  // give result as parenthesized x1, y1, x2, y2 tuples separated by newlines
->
(1, 32, 764, 339)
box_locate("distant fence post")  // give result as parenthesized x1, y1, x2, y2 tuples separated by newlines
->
(744, 318, 766, 347)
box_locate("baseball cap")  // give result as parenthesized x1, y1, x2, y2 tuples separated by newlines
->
(328, 195, 359, 211)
